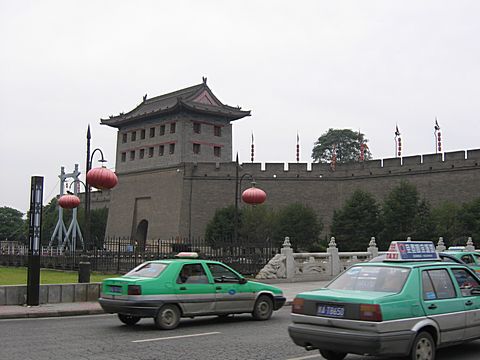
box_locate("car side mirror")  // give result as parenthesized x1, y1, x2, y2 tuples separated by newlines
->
(471, 287, 480, 296)
(239, 277, 247, 285)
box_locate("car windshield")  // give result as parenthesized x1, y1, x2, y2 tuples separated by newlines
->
(327, 266, 410, 293)
(125, 262, 168, 278)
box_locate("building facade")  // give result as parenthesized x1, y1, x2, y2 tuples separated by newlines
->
(101, 81, 480, 245)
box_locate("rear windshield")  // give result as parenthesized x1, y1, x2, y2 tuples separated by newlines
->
(125, 262, 168, 278)
(327, 266, 410, 293)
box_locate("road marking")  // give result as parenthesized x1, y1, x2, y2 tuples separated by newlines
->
(132, 331, 221, 343)
(286, 354, 321, 360)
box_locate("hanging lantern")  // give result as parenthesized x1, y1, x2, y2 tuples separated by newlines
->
(242, 185, 266, 205)
(86, 167, 118, 190)
(58, 194, 81, 209)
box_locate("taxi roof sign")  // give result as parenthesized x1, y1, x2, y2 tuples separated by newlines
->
(174, 252, 199, 259)
(385, 241, 440, 261)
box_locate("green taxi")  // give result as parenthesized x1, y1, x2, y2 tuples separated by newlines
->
(443, 248, 480, 276)
(288, 241, 480, 360)
(98, 252, 286, 329)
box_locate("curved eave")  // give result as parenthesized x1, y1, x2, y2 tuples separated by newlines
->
(180, 101, 251, 121)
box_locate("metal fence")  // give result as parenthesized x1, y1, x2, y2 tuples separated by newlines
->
(0, 238, 278, 276)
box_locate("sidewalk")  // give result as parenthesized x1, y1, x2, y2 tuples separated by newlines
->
(0, 281, 328, 320)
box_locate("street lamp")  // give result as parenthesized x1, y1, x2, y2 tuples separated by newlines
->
(84, 125, 117, 249)
(233, 154, 267, 242)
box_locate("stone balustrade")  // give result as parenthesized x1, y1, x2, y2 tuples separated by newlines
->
(255, 236, 477, 281)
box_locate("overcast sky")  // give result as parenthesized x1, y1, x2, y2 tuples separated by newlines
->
(1, 0, 480, 213)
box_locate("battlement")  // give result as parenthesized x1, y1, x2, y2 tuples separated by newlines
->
(185, 149, 480, 180)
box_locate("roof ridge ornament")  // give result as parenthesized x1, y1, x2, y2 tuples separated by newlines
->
(143, 93, 147, 102)
(202, 76, 207, 84)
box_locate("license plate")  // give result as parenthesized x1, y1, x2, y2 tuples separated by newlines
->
(110, 285, 122, 293)
(317, 304, 345, 318)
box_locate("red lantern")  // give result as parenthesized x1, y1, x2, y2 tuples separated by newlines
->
(86, 167, 118, 190)
(242, 185, 266, 205)
(58, 194, 81, 209)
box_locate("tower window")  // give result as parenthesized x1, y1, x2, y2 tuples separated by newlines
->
(131, 131, 136, 141)
(130, 150, 135, 160)
(159, 145, 164, 156)
(169, 143, 175, 154)
(122, 133, 127, 143)
(148, 147, 154, 157)
(214, 146, 221, 157)
(193, 122, 201, 134)
(214, 126, 221, 137)
(170, 123, 176, 134)
(140, 129, 146, 140)
(121, 152, 126, 162)
(150, 127, 155, 138)
(193, 143, 200, 154)
(139, 149, 145, 159)
(160, 125, 165, 135)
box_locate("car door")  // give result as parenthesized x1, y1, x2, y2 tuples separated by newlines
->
(206, 263, 255, 313)
(420, 268, 466, 344)
(174, 263, 216, 315)
(450, 267, 480, 340)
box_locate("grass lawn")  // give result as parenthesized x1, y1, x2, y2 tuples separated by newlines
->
(0, 266, 120, 286)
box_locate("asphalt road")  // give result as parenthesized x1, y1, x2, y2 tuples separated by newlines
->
(1, 308, 480, 360)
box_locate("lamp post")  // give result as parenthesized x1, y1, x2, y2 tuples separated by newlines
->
(84, 125, 117, 249)
(233, 154, 266, 242)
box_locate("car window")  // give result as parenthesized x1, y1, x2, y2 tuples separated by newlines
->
(451, 268, 480, 296)
(461, 254, 474, 264)
(473, 254, 480, 264)
(207, 263, 241, 283)
(422, 269, 456, 300)
(177, 264, 209, 284)
(125, 262, 168, 278)
(327, 266, 410, 293)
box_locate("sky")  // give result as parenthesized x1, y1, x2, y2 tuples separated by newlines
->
(1, 0, 480, 213)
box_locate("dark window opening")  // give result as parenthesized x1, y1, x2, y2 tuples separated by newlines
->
(159, 145, 164, 156)
(193, 143, 200, 154)
(170, 123, 176, 134)
(150, 127, 155, 138)
(214, 126, 221, 137)
(193, 122, 201, 134)
(214, 146, 221, 157)
(169, 143, 175, 154)
(160, 125, 165, 136)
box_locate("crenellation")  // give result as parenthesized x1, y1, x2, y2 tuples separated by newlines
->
(382, 158, 401, 167)
(401, 155, 421, 166)
(444, 151, 466, 161)
(422, 153, 442, 163)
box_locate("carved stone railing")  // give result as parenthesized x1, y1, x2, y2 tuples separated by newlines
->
(255, 236, 477, 281)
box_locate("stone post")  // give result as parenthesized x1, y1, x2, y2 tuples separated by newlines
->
(465, 237, 475, 251)
(281, 237, 294, 280)
(327, 237, 340, 276)
(436, 237, 446, 252)
(367, 237, 378, 258)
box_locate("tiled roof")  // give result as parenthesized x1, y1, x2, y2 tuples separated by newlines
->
(101, 81, 250, 127)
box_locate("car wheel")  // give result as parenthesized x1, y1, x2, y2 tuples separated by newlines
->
(319, 350, 347, 360)
(252, 295, 273, 320)
(410, 331, 435, 360)
(154, 304, 181, 330)
(118, 314, 141, 326)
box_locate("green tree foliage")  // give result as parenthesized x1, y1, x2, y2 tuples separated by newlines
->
(272, 203, 323, 251)
(330, 190, 382, 251)
(458, 198, 480, 243)
(412, 199, 436, 241)
(0, 206, 26, 241)
(238, 205, 274, 245)
(311, 128, 372, 163)
(205, 205, 239, 247)
(431, 202, 463, 245)
(380, 181, 420, 248)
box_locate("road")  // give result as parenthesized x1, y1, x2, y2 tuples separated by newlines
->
(1, 308, 480, 360)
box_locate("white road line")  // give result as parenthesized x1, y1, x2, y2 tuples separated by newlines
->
(132, 331, 221, 343)
(286, 354, 321, 360)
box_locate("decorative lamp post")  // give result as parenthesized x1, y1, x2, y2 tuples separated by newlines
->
(233, 154, 267, 242)
(85, 125, 118, 249)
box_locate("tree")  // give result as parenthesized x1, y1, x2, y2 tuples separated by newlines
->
(379, 181, 419, 248)
(412, 199, 436, 241)
(458, 198, 480, 243)
(272, 203, 323, 251)
(205, 205, 240, 247)
(238, 205, 274, 245)
(311, 129, 372, 163)
(0, 206, 26, 241)
(330, 190, 382, 251)
(431, 201, 463, 245)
